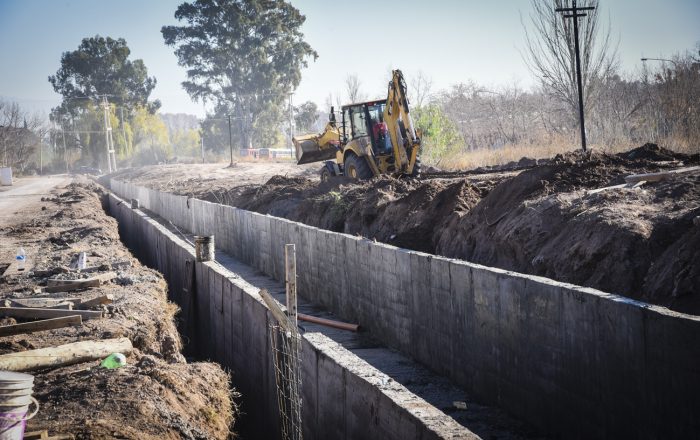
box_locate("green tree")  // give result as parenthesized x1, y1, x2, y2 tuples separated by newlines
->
(294, 101, 319, 132)
(131, 107, 171, 164)
(415, 104, 462, 165)
(172, 128, 201, 158)
(162, 0, 317, 148)
(49, 35, 159, 114)
(48, 35, 160, 167)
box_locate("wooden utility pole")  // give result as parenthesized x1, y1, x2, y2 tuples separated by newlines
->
(556, 0, 594, 152)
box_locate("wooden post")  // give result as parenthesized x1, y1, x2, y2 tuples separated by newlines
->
(285, 244, 297, 326)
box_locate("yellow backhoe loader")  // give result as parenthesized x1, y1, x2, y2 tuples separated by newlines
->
(293, 69, 421, 180)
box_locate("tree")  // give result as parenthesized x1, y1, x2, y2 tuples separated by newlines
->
(294, 101, 319, 132)
(522, 0, 618, 127)
(409, 70, 433, 109)
(162, 0, 317, 148)
(49, 35, 159, 114)
(0, 100, 47, 172)
(414, 104, 461, 165)
(344, 74, 365, 103)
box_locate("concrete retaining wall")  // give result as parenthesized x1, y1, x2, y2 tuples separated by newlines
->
(111, 179, 700, 439)
(108, 192, 471, 440)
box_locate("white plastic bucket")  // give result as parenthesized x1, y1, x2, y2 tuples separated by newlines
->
(0, 372, 36, 440)
(0, 168, 12, 186)
(0, 397, 39, 440)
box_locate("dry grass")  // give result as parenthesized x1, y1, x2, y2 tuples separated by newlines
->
(430, 137, 699, 171)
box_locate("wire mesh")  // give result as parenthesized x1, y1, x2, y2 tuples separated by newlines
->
(269, 323, 303, 440)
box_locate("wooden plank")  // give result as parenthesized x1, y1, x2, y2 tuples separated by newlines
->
(586, 183, 627, 195)
(0, 307, 103, 321)
(91, 271, 117, 284)
(2, 258, 33, 277)
(43, 279, 100, 293)
(79, 295, 114, 309)
(259, 289, 292, 332)
(625, 166, 700, 183)
(7, 298, 79, 308)
(24, 431, 49, 440)
(0, 316, 82, 337)
(0, 337, 132, 372)
(44, 272, 116, 292)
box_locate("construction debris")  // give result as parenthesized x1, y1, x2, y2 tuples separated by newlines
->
(0, 315, 82, 337)
(0, 307, 103, 321)
(0, 337, 133, 371)
(0, 181, 234, 438)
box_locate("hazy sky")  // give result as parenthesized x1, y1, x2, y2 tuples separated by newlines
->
(0, 0, 698, 118)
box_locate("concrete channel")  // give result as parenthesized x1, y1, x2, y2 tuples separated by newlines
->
(107, 179, 700, 439)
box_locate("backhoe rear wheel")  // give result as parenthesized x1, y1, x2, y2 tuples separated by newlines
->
(344, 153, 373, 180)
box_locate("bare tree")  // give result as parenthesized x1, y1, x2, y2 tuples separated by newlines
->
(0, 100, 48, 171)
(409, 70, 434, 108)
(522, 0, 618, 126)
(344, 74, 365, 103)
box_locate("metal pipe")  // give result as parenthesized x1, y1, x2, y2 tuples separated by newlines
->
(297, 313, 359, 332)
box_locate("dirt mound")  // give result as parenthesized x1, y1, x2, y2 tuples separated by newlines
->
(0, 182, 234, 439)
(618, 142, 687, 162)
(436, 148, 700, 312)
(115, 144, 700, 314)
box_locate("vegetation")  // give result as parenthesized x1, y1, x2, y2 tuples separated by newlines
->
(162, 0, 317, 151)
(47, 35, 169, 169)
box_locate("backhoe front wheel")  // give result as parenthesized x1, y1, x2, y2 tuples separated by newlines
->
(320, 166, 332, 182)
(344, 153, 373, 180)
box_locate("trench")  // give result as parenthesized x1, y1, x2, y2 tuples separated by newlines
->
(103, 191, 541, 439)
(105, 179, 700, 440)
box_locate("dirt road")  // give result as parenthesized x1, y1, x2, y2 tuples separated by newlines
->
(0, 175, 71, 227)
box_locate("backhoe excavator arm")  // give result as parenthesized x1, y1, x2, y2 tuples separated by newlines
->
(384, 69, 421, 174)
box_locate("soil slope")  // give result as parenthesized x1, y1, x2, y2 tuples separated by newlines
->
(113, 144, 700, 314)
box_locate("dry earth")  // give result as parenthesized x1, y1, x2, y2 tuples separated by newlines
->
(110, 144, 700, 314)
(0, 180, 235, 439)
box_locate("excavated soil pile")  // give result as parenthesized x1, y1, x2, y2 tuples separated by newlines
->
(0, 182, 234, 439)
(115, 143, 700, 313)
(436, 145, 700, 313)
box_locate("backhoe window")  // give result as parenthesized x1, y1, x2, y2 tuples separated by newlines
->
(350, 106, 368, 139)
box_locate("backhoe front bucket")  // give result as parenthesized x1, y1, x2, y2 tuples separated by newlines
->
(293, 134, 338, 165)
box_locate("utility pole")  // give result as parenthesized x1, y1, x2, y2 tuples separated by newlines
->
(101, 96, 117, 173)
(201, 135, 205, 163)
(556, 0, 594, 152)
(288, 93, 294, 158)
(227, 114, 234, 167)
(119, 106, 130, 154)
(61, 122, 68, 173)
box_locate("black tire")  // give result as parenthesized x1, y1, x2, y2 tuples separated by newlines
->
(344, 153, 373, 179)
(411, 155, 422, 177)
(320, 166, 332, 182)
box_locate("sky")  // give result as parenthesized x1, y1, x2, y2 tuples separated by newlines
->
(0, 0, 698, 119)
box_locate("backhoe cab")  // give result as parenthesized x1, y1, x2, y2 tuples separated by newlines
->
(293, 69, 422, 180)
